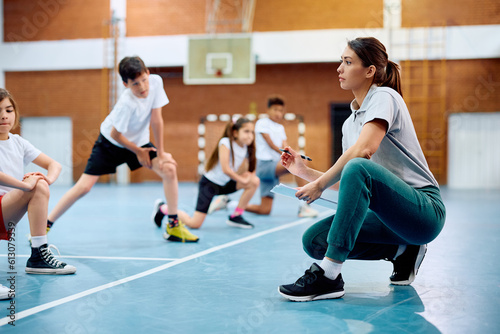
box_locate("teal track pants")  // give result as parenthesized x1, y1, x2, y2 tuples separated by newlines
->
(302, 158, 446, 262)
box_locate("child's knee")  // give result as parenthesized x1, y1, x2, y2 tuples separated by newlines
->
(251, 175, 260, 188)
(34, 179, 50, 197)
(159, 161, 177, 179)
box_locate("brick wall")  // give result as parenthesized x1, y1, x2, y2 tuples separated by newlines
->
(5, 69, 108, 182)
(3, 0, 109, 42)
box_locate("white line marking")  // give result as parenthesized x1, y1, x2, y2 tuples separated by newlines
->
(0, 211, 333, 327)
(0, 255, 178, 261)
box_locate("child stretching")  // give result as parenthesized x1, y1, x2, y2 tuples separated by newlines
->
(1, 89, 76, 299)
(153, 117, 259, 230)
(46, 56, 198, 243)
(211, 96, 318, 217)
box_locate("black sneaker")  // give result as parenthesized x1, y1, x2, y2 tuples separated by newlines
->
(26, 244, 77, 275)
(279, 263, 345, 302)
(390, 244, 427, 285)
(152, 199, 165, 228)
(226, 215, 254, 229)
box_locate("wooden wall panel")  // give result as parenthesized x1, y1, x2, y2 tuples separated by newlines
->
(402, 0, 500, 27)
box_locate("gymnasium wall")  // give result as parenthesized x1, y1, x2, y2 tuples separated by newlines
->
(6, 59, 499, 184)
(402, 0, 500, 27)
(4, 0, 498, 42)
(3, 0, 109, 42)
(5, 69, 108, 182)
(3, 0, 500, 185)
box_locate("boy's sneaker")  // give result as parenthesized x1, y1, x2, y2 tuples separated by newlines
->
(390, 244, 427, 285)
(298, 204, 319, 218)
(152, 199, 165, 228)
(208, 195, 229, 214)
(279, 263, 345, 302)
(164, 222, 199, 243)
(0, 284, 11, 300)
(226, 215, 254, 229)
(26, 244, 77, 275)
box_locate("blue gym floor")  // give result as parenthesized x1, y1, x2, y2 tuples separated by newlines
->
(1, 182, 499, 333)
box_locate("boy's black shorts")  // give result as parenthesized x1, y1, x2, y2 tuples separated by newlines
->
(84, 133, 157, 176)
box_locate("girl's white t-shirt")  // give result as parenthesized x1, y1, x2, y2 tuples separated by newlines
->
(0, 134, 41, 196)
(204, 137, 248, 186)
(100, 74, 169, 147)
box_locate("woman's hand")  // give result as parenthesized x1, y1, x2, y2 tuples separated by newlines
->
(280, 146, 307, 177)
(295, 180, 324, 204)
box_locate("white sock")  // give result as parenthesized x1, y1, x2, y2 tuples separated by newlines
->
(31, 235, 47, 248)
(394, 245, 407, 260)
(320, 258, 343, 280)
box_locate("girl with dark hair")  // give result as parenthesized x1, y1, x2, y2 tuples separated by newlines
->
(153, 117, 259, 229)
(278, 37, 446, 301)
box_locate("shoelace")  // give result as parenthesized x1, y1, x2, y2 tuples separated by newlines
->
(296, 268, 318, 286)
(40, 245, 64, 268)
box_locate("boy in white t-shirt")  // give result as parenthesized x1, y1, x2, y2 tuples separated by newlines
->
(209, 96, 318, 217)
(47, 56, 198, 242)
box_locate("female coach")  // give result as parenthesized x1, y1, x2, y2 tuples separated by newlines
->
(278, 37, 446, 302)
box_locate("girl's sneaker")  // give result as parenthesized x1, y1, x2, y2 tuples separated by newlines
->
(208, 195, 229, 214)
(298, 204, 319, 218)
(26, 244, 76, 275)
(0, 284, 11, 300)
(226, 215, 254, 229)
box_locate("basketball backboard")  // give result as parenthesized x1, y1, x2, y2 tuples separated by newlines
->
(184, 35, 255, 85)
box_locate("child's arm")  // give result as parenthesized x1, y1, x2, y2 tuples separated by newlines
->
(150, 107, 165, 154)
(110, 127, 156, 169)
(219, 145, 250, 185)
(260, 133, 282, 154)
(0, 171, 41, 191)
(30, 153, 62, 185)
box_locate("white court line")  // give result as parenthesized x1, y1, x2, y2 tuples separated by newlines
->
(0, 211, 334, 327)
(0, 255, 178, 261)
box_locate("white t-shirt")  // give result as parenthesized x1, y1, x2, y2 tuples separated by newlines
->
(100, 74, 169, 147)
(0, 134, 41, 196)
(342, 85, 438, 188)
(204, 137, 248, 186)
(255, 117, 287, 161)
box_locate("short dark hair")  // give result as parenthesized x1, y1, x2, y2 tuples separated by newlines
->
(118, 56, 148, 83)
(267, 95, 285, 108)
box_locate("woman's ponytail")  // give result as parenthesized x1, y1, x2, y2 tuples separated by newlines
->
(383, 60, 403, 97)
(347, 37, 403, 97)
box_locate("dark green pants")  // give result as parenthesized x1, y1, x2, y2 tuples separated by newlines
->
(302, 158, 446, 262)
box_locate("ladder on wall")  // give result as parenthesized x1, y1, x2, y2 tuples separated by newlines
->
(398, 27, 448, 183)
